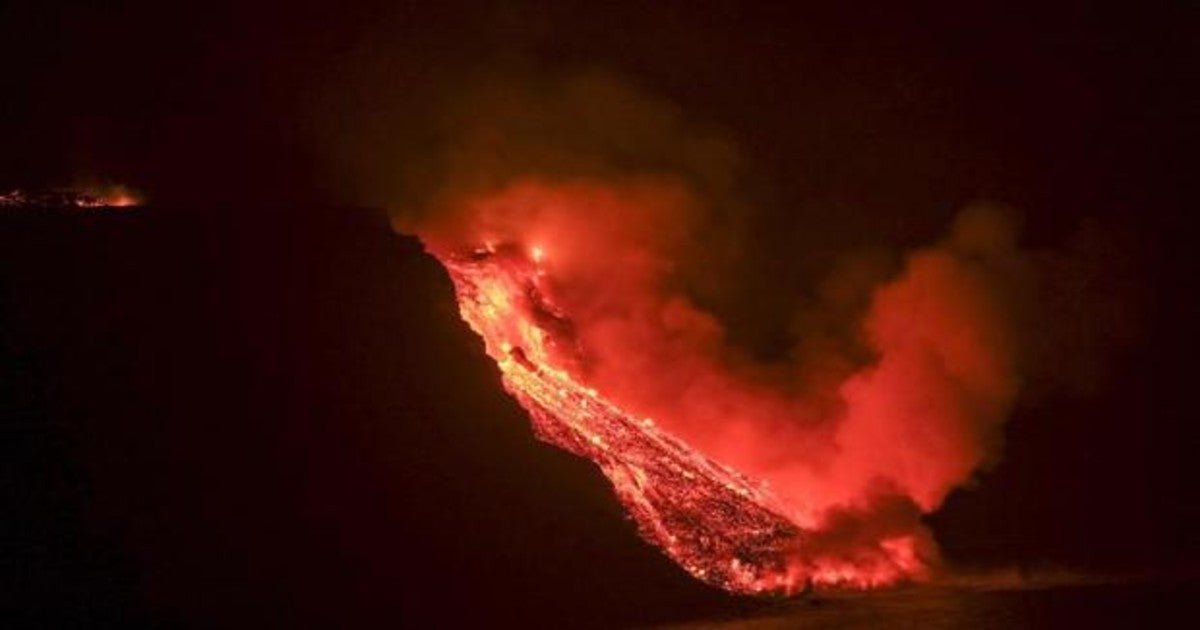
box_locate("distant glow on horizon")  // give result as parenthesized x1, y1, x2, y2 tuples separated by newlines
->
(0, 185, 143, 210)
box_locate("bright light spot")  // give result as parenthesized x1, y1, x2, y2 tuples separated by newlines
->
(105, 193, 139, 208)
(530, 245, 545, 262)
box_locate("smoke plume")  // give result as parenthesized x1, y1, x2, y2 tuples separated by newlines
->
(404, 69, 1036, 580)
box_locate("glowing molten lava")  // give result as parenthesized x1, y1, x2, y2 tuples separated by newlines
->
(416, 178, 1022, 595)
(432, 243, 922, 595)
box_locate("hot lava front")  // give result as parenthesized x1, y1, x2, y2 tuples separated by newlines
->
(432, 242, 920, 594)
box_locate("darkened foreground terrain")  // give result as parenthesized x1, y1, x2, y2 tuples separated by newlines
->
(2, 206, 750, 628)
(2, 205, 1195, 628)
(661, 580, 1198, 629)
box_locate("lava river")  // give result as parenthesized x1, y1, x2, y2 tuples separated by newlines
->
(429, 242, 924, 595)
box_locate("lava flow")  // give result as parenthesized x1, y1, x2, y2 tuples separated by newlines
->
(433, 242, 914, 595)
(417, 177, 1022, 596)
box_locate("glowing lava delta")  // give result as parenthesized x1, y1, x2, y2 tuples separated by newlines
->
(432, 242, 923, 595)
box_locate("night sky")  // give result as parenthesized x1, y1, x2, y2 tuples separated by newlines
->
(3, 2, 1197, 627)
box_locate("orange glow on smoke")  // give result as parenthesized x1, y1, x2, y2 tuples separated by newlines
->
(419, 178, 1019, 595)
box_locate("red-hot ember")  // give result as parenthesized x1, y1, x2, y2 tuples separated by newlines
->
(418, 179, 1020, 595)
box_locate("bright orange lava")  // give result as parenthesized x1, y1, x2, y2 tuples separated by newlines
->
(431, 242, 925, 595)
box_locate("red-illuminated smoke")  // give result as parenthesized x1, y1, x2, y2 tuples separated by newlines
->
(417, 178, 1023, 595)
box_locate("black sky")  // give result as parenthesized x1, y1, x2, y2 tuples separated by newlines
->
(3, 1, 1197, 627)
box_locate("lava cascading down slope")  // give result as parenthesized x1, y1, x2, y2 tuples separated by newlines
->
(432, 242, 923, 595)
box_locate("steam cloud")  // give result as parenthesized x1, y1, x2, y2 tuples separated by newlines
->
(402, 69, 1069, 578)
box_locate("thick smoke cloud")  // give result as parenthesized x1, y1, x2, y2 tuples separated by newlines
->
(400, 69, 1107, 576)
